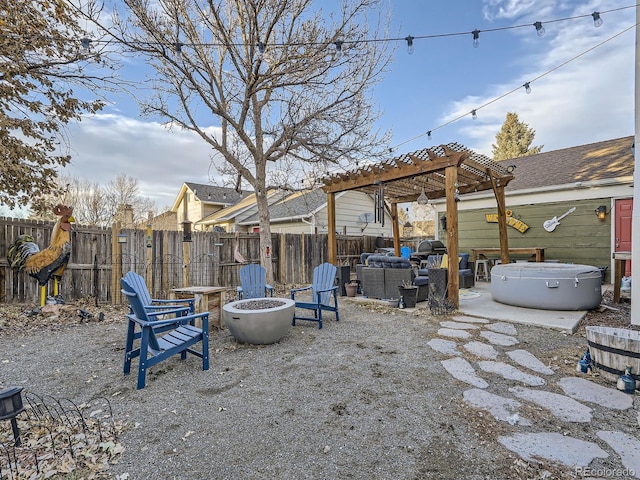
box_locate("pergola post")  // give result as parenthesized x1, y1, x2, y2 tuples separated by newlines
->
(445, 166, 460, 308)
(327, 192, 337, 265)
(491, 177, 510, 264)
(391, 202, 400, 256)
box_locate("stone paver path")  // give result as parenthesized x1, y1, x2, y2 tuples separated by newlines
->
(506, 349, 555, 375)
(463, 388, 531, 426)
(440, 357, 488, 388)
(558, 377, 634, 410)
(479, 330, 519, 346)
(498, 432, 608, 468)
(477, 361, 546, 386)
(439, 320, 479, 330)
(437, 327, 472, 339)
(463, 341, 499, 360)
(426, 338, 460, 356)
(426, 314, 640, 476)
(509, 386, 592, 422)
(597, 431, 640, 477)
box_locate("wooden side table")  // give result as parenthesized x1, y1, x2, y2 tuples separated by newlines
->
(613, 252, 631, 303)
(171, 286, 227, 329)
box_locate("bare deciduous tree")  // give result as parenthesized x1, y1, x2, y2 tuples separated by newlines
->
(30, 174, 156, 226)
(83, 0, 393, 281)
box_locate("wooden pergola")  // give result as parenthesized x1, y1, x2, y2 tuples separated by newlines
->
(321, 142, 515, 307)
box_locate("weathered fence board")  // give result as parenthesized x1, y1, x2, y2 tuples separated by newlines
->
(0, 217, 392, 305)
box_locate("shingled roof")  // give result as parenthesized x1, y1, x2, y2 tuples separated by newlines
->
(185, 182, 248, 204)
(503, 136, 634, 191)
(239, 188, 327, 225)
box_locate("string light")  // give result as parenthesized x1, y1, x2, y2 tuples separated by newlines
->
(523, 82, 531, 94)
(333, 40, 343, 58)
(427, 131, 431, 140)
(391, 22, 634, 151)
(471, 109, 477, 120)
(257, 42, 266, 58)
(80, 37, 91, 50)
(16, 5, 630, 56)
(174, 42, 183, 54)
(592, 11, 603, 27)
(405, 35, 414, 54)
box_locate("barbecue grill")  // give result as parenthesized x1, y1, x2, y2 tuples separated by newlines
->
(409, 239, 447, 264)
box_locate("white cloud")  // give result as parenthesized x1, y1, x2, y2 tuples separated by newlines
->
(63, 114, 225, 209)
(441, 1, 634, 156)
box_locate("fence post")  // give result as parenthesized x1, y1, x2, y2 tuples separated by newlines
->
(111, 221, 122, 305)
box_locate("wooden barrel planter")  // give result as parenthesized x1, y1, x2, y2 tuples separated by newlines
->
(586, 326, 640, 383)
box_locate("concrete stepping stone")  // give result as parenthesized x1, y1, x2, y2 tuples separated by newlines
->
(478, 361, 545, 386)
(437, 328, 471, 339)
(463, 341, 499, 360)
(558, 377, 633, 411)
(597, 431, 640, 478)
(499, 432, 608, 468)
(486, 321, 518, 336)
(463, 388, 531, 426)
(509, 386, 592, 422)
(441, 357, 488, 388)
(439, 321, 479, 330)
(506, 349, 555, 375)
(427, 339, 461, 356)
(451, 315, 489, 324)
(479, 330, 519, 346)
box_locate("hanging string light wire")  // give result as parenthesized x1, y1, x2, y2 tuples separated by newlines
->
(391, 22, 636, 151)
(10, 5, 633, 53)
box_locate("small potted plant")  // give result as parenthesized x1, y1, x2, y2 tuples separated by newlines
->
(398, 280, 418, 308)
(345, 282, 358, 297)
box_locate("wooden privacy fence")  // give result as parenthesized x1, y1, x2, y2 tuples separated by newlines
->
(0, 217, 392, 305)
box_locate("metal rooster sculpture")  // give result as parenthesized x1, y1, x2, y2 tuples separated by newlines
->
(7, 204, 75, 306)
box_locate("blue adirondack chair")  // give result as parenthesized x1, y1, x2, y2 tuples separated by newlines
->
(121, 277, 209, 389)
(290, 262, 339, 329)
(123, 271, 194, 314)
(237, 264, 274, 299)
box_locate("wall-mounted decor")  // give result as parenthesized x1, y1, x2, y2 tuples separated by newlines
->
(484, 213, 529, 233)
(543, 207, 576, 232)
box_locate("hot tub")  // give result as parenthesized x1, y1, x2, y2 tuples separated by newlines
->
(491, 263, 602, 310)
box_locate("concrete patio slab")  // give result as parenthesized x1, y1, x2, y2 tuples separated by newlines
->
(458, 283, 587, 333)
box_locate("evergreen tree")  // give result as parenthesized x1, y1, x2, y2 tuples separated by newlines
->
(491, 112, 543, 161)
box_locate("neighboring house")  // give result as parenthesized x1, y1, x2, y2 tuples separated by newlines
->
(433, 135, 634, 280)
(171, 182, 247, 232)
(201, 187, 393, 235)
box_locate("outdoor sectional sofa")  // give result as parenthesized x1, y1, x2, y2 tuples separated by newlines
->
(360, 255, 414, 300)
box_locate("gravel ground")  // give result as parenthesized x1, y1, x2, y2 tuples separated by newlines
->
(0, 292, 636, 479)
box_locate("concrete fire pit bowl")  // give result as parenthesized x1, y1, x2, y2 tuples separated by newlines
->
(222, 297, 295, 344)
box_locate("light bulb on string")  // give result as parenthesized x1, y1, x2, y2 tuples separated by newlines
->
(533, 21, 545, 37)
(472, 29, 480, 48)
(427, 131, 431, 140)
(592, 12, 603, 27)
(524, 82, 531, 94)
(416, 186, 429, 205)
(257, 42, 266, 59)
(80, 38, 91, 50)
(174, 42, 183, 55)
(471, 109, 477, 120)
(405, 36, 414, 54)
(333, 40, 343, 59)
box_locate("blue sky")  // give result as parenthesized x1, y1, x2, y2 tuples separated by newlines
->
(57, 0, 636, 210)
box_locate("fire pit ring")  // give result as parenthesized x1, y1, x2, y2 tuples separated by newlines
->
(222, 297, 295, 344)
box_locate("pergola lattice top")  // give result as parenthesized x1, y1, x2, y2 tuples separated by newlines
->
(321, 142, 514, 203)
